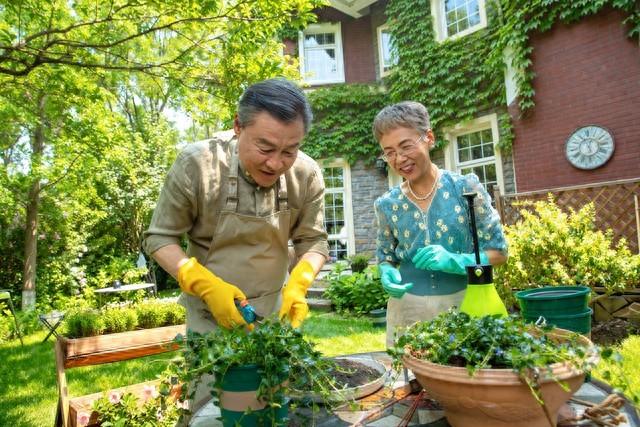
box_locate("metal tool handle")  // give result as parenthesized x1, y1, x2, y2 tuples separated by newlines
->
(462, 192, 481, 265)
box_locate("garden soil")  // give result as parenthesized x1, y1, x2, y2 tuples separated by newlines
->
(590, 318, 640, 346)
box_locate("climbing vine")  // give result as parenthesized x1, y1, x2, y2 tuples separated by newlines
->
(303, 84, 390, 165)
(490, 0, 640, 113)
(386, 0, 511, 150)
(303, 0, 639, 163)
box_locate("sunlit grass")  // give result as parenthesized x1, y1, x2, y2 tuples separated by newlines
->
(303, 311, 386, 356)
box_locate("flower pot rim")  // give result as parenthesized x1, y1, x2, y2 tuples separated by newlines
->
(401, 328, 597, 384)
(515, 285, 591, 300)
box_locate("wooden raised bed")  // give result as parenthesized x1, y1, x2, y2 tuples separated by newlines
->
(55, 324, 186, 427)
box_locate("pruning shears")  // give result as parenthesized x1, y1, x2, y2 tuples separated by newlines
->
(235, 299, 264, 325)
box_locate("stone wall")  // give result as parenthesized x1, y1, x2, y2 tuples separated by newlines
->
(350, 160, 389, 255)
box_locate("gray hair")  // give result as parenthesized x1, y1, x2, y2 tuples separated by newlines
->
(372, 101, 431, 141)
(237, 78, 313, 134)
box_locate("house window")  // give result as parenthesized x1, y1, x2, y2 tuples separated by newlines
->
(456, 128, 497, 191)
(377, 25, 398, 77)
(443, 113, 504, 194)
(321, 160, 354, 262)
(299, 23, 345, 85)
(430, 0, 487, 41)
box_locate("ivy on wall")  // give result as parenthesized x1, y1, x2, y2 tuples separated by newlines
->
(490, 0, 640, 113)
(303, 84, 390, 165)
(302, 0, 639, 164)
(386, 0, 511, 150)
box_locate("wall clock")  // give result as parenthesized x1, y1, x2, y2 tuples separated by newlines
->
(565, 125, 614, 170)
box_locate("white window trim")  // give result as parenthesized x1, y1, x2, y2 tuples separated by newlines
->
(319, 158, 355, 258)
(298, 23, 345, 86)
(376, 24, 396, 78)
(443, 113, 504, 194)
(430, 0, 488, 43)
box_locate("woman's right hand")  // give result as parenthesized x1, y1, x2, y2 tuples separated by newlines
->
(379, 263, 414, 298)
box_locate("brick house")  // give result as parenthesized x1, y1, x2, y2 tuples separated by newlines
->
(288, 1, 640, 260)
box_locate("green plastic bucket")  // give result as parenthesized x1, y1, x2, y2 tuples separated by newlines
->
(219, 364, 289, 427)
(369, 308, 387, 328)
(515, 286, 591, 316)
(523, 307, 593, 335)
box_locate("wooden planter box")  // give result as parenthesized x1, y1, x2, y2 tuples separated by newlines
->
(57, 324, 187, 427)
(60, 324, 187, 369)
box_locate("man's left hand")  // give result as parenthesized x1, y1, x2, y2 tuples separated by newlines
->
(279, 260, 315, 328)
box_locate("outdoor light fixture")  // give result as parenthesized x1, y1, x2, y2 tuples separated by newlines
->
(375, 157, 388, 176)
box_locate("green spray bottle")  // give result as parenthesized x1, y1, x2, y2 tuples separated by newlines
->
(458, 192, 508, 318)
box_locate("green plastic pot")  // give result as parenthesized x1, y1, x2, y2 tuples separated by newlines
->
(515, 286, 591, 316)
(369, 308, 387, 328)
(219, 364, 289, 427)
(523, 307, 593, 335)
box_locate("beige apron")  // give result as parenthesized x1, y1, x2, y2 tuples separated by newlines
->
(180, 145, 291, 414)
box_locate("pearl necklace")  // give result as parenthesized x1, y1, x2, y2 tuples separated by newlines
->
(406, 167, 439, 201)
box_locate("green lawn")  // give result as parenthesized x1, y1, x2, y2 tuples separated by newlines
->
(0, 311, 384, 427)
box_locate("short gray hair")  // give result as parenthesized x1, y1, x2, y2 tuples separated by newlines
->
(372, 101, 431, 141)
(237, 78, 313, 134)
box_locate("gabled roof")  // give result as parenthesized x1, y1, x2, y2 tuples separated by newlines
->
(329, 0, 378, 18)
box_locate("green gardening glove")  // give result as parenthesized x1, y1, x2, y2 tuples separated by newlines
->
(412, 245, 489, 275)
(379, 263, 413, 298)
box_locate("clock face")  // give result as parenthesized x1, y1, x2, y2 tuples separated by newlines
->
(565, 125, 614, 170)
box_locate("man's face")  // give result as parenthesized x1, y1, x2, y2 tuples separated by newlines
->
(235, 111, 305, 187)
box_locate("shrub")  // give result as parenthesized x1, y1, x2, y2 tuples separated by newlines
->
(102, 307, 138, 334)
(494, 197, 640, 307)
(0, 309, 41, 343)
(61, 299, 185, 338)
(347, 253, 372, 273)
(323, 262, 388, 315)
(64, 308, 105, 338)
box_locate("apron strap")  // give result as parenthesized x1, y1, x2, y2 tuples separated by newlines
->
(225, 145, 240, 211)
(278, 174, 288, 211)
(226, 142, 289, 212)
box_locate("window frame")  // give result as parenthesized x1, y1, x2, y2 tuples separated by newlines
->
(376, 24, 398, 77)
(319, 158, 355, 262)
(298, 22, 345, 86)
(443, 113, 504, 194)
(430, 0, 488, 42)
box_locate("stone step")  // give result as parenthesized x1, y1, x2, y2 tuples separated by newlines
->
(307, 297, 333, 312)
(307, 287, 327, 299)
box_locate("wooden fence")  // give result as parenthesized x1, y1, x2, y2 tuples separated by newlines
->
(493, 178, 640, 254)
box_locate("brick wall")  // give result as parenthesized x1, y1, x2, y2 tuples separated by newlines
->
(509, 8, 640, 192)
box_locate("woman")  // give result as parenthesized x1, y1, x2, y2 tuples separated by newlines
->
(373, 101, 508, 347)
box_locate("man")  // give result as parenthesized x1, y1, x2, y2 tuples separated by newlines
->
(142, 78, 328, 410)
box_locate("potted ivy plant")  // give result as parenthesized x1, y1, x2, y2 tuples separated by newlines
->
(389, 310, 600, 427)
(173, 318, 339, 427)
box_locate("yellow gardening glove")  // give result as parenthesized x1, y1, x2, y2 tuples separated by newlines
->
(278, 260, 315, 328)
(177, 258, 248, 330)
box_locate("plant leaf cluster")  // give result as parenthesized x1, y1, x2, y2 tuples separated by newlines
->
(493, 196, 640, 307)
(63, 299, 186, 338)
(172, 317, 340, 424)
(323, 262, 389, 315)
(388, 310, 598, 402)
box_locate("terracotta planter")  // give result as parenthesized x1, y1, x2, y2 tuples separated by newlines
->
(402, 330, 597, 427)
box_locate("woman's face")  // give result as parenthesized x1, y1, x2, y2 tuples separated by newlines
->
(379, 126, 434, 182)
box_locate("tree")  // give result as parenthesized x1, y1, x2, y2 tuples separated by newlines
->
(0, 0, 321, 309)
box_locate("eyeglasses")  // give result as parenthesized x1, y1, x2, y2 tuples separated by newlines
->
(381, 134, 425, 162)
